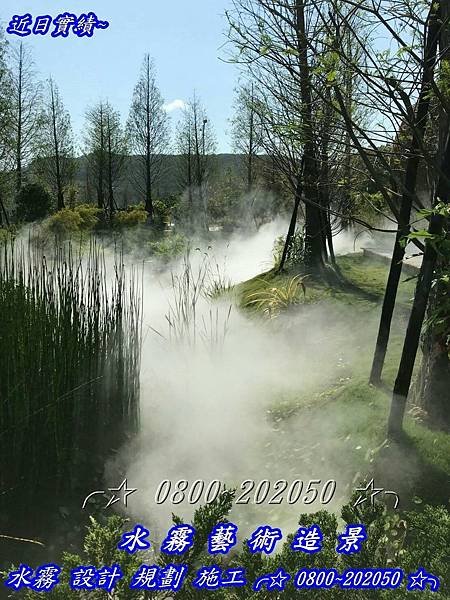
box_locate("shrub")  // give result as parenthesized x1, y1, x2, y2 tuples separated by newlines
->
(148, 232, 188, 262)
(0, 227, 16, 244)
(113, 204, 148, 228)
(75, 204, 103, 230)
(273, 230, 306, 269)
(16, 183, 52, 222)
(11, 491, 450, 599)
(46, 204, 102, 236)
(154, 196, 179, 230)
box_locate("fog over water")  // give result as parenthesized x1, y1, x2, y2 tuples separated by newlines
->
(107, 221, 402, 541)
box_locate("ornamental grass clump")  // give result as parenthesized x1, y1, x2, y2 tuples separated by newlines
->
(244, 274, 308, 318)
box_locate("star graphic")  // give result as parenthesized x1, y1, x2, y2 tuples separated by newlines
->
(269, 569, 290, 589)
(408, 568, 429, 590)
(353, 478, 383, 508)
(105, 478, 137, 508)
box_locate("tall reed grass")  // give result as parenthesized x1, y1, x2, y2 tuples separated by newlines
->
(164, 250, 232, 350)
(0, 238, 142, 522)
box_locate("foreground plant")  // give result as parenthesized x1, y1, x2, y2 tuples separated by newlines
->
(4, 489, 448, 599)
(0, 238, 142, 528)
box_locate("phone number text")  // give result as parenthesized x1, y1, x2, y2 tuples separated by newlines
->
(155, 479, 337, 505)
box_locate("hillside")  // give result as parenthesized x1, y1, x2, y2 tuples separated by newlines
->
(73, 153, 246, 206)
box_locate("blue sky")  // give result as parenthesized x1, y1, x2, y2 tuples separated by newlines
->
(2, 0, 240, 152)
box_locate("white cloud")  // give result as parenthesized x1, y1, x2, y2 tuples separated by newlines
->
(163, 99, 186, 113)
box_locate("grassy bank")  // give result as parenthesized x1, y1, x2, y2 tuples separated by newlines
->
(235, 253, 449, 509)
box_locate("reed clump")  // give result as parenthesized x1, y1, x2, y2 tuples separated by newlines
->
(164, 250, 232, 350)
(0, 239, 142, 523)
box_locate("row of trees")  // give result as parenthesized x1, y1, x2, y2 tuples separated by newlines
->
(225, 0, 449, 433)
(0, 37, 230, 226)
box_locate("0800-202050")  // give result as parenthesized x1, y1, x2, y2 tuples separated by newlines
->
(154, 479, 337, 505)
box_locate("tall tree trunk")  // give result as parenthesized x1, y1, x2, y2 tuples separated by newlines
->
(295, 0, 326, 270)
(326, 210, 336, 266)
(107, 125, 114, 219)
(387, 128, 450, 438)
(320, 91, 336, 266)
(187, 125, 193, 231)
(418, 264, 450, 430)
(341, 26, 354, 230)
(278, 159, 305, 272)
(97, 106, 105, 211)
(145, 150, 152, 220)
(370, 5, 440, 385)
(0, 189, 9, 227)
(417, 1, 450, 429)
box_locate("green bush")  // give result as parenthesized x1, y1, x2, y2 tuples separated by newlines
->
(16, 183, 52, 222)
(273, 230, 306, 269)
(46, 204, 102, 236)
(0, 226, 16, 244)
(148, 232, 188, 261)
(113, 205, 148, 228)
(154, 196, 179, 230)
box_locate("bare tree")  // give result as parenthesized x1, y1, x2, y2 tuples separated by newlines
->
(0, 33, 12, 225)
(127, 54, 169, 221)
(84, 101, 127, 218)
(9, 42, 41, 193)
(227, 0, 346, 269)
(271, 0, 445, 386)
(36, 78, 75, 210)
(176, 93, 216, 231)
(231, 82, 262, 192)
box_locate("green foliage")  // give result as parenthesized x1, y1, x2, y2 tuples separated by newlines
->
(273, 230, 306, 269)
(404, 202, 450, 254)
(351, 191, 388, 227)
(404, 202, 450, 355)
(148, 233, 188, 262)
(153, 196, 180, 230)
(208, 168, 245, 229)
(436, 58, 450, 105)
(426, 271, 450, 358)
(16, 183, 52, 222)
(113, 204, 148, 228)
(203, 261, 232, 299)
(12, 493, 449, 599)
(21, 516, 144, 600)
(0, 226, 17, 244)
(45, 204, 102, 236)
